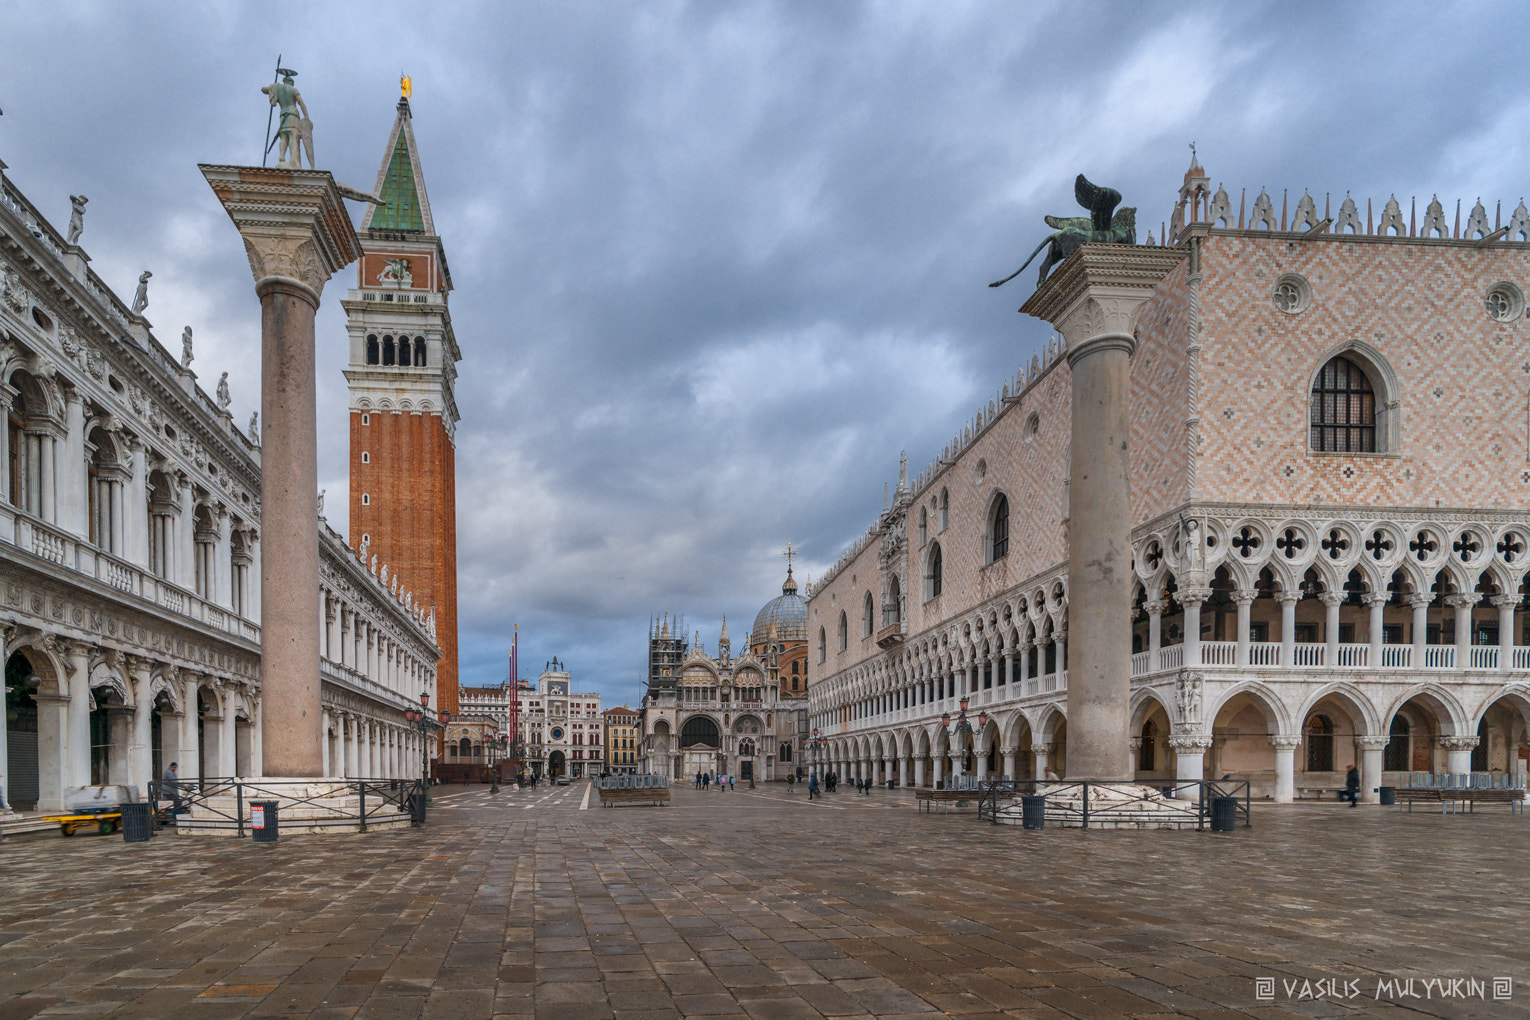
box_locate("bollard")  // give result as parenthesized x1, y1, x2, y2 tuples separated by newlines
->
(250, 800, 280, 843)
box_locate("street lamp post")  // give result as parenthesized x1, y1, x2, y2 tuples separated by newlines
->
(403, 691, 449, 806)
(809, 727, 828, 786)
(941, 697, 987, 783)
(489, 731, 507, 794)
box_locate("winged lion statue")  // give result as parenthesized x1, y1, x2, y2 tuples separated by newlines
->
(990, 175, 1137, 289)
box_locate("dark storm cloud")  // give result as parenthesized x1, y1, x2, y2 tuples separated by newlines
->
(3, 1, 1526, 705)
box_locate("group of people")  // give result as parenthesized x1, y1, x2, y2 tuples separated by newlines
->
(692, 772, 736, 791)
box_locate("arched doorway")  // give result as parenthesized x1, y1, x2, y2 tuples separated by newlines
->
(680, 715, 720, 778)
(4, 652, 40, 810)
(548, 749, 566, 779)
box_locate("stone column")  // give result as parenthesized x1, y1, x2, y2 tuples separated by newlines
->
(60, 388, 88, 538)
(1320, 592, 1344, 665)
(1366, 594, 1389, 667)
(1448, 594, 1481, 669)
(1494, 595, 1518, 669)
(1233, 591, 1257, 666)
(913, 755, 926, 787)
(1179, 591, 1209, 667)
(219, 687, 238, 777)
(124, 437, 149, 568)
(1357, 736, 1388, 803)
(1409, 595, 1432, 666)
(1440, 736, 1477, 775)
(127, 657, 154, 793)
(34, 689, 69, 812)
(321, 710, 331, 776)
(203, 165, 359, 778)
(1168, 735, 1211, 798)
(1031, 742, 1051, 780)
(1277, 592, 1301, 667)
(65, 642, 92, 788)
(1020, 245, 1186, 780)
(1144, 599, 1166, 670)
(931, 753, 944, 786)
(1002, 745, 1017, 780)
(1268, 735, 1300, 803)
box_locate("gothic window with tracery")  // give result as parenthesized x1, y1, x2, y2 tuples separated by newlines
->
(1310, 356, 1375, 452)
(989, 493, 1009, 562)
(817, 627, 826, 663)
(925, 542, 943, 599)
(837, 611, 848, 651)
(862, 592, 874, 637)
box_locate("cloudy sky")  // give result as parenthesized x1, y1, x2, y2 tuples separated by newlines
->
(3, 1, 1526, 706)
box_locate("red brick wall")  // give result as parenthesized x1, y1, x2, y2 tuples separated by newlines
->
(350, 409, 460, 716)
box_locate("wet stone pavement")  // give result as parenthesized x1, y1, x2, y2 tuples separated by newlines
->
(0, 782, 1525, 1020)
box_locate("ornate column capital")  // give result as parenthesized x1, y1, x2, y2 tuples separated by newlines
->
(1029, 742, 1053, 755)
(1267, 735, 1302, 751)
(1445, 593, 1483, 610)
(1318, 592, 1346, 608)
(1437, 736, 1480, 751)
(1407, 594, 1435, 610)
(1018, 244, 1189, 352)
(1167, 735, 1213, 752)
(200, 165, 361, 304)
(1276, 591, 1304, 608)
(1491, 595, 1522, 610)
(1142, 599, 1169, 616)
(1177, 587, 1214, 607)
(1232, 589, 1259, 606)
(1355, 736, 1391, 751)
(1363, 593, 1391, 608)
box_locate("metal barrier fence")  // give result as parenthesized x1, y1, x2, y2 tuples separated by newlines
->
(975, 779, 1252, 830)
(592, 774, 669, 791)
(1402, 773, 1526, 789)
(149, 777, 425, 837)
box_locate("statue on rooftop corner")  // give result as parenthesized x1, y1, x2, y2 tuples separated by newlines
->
(261, 70, 311, 170)
(66, 194, 88, 245)
(989, 174, 1137, 290)
(248, 412, 259, 443)
(216, 371, 231, 410)
(131, 270, 151, 315)
(180, 326, 194, 369)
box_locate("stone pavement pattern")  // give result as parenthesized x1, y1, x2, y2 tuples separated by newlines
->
(0, 783, 1526, 1019)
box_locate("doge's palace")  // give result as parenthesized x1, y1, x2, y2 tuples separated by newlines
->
(807, 155, 1530, 802)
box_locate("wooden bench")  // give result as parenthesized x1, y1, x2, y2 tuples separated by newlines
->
(595, 787, 669, 807)
(913, 789, 978, 813)
(1394, 788, 1524, 814)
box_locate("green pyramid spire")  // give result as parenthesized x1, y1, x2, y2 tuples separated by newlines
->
(373, 131, 424, 232)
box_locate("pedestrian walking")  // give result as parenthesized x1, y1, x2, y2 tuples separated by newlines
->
(161, 761, 184, 811)
(1341, 764, 1361, 806)
(729, 776, 734, 791)
(786, 773, 795, 793)
(808, 773, 819, 800)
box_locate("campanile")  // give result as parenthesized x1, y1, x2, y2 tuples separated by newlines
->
(342, 90, 462, 718)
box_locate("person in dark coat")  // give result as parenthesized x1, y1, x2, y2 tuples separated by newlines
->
(1341, 764, 1361, 806)
(808, 773, 819, 800)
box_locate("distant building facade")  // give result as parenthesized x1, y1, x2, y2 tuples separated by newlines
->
(603, 706, 639, 773)
(640, 573, 809, 780)
(518, 659, 602, 778)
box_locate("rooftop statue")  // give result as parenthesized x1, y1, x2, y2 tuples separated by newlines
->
(989, 175, 1137, 289)
(261, 70, 312, 170)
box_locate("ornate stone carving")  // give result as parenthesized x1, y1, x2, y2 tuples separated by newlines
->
(1175, 670, 1203, 724)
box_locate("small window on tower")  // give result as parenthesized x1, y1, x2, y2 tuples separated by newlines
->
(362, 533, 369, 544)
(361, 452, 370, 464)
(361, 414, 370, 426)
(362, 493, 370, 506)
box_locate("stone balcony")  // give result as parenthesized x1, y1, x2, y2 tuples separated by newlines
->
(1129, 639, 1530, 676)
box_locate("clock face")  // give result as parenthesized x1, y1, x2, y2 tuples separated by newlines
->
(550, 726, 565, 741)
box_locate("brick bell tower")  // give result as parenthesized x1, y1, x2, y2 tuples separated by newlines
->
(343, 87, 462, 720)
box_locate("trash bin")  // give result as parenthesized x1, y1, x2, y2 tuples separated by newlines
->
(250, 800, 280, 843)
(1378, 786, 1396, 806)
(1209, 795, 1239, 832)
(887, 779, 895, 791)
(120, 801, 153, 843)
(935, 780, 944, 791)
(408, 792, 427, 825)
(1021, 794, 1046, 830)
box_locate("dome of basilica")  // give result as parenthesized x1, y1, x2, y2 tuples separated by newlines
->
(751, 569, 807, 644)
